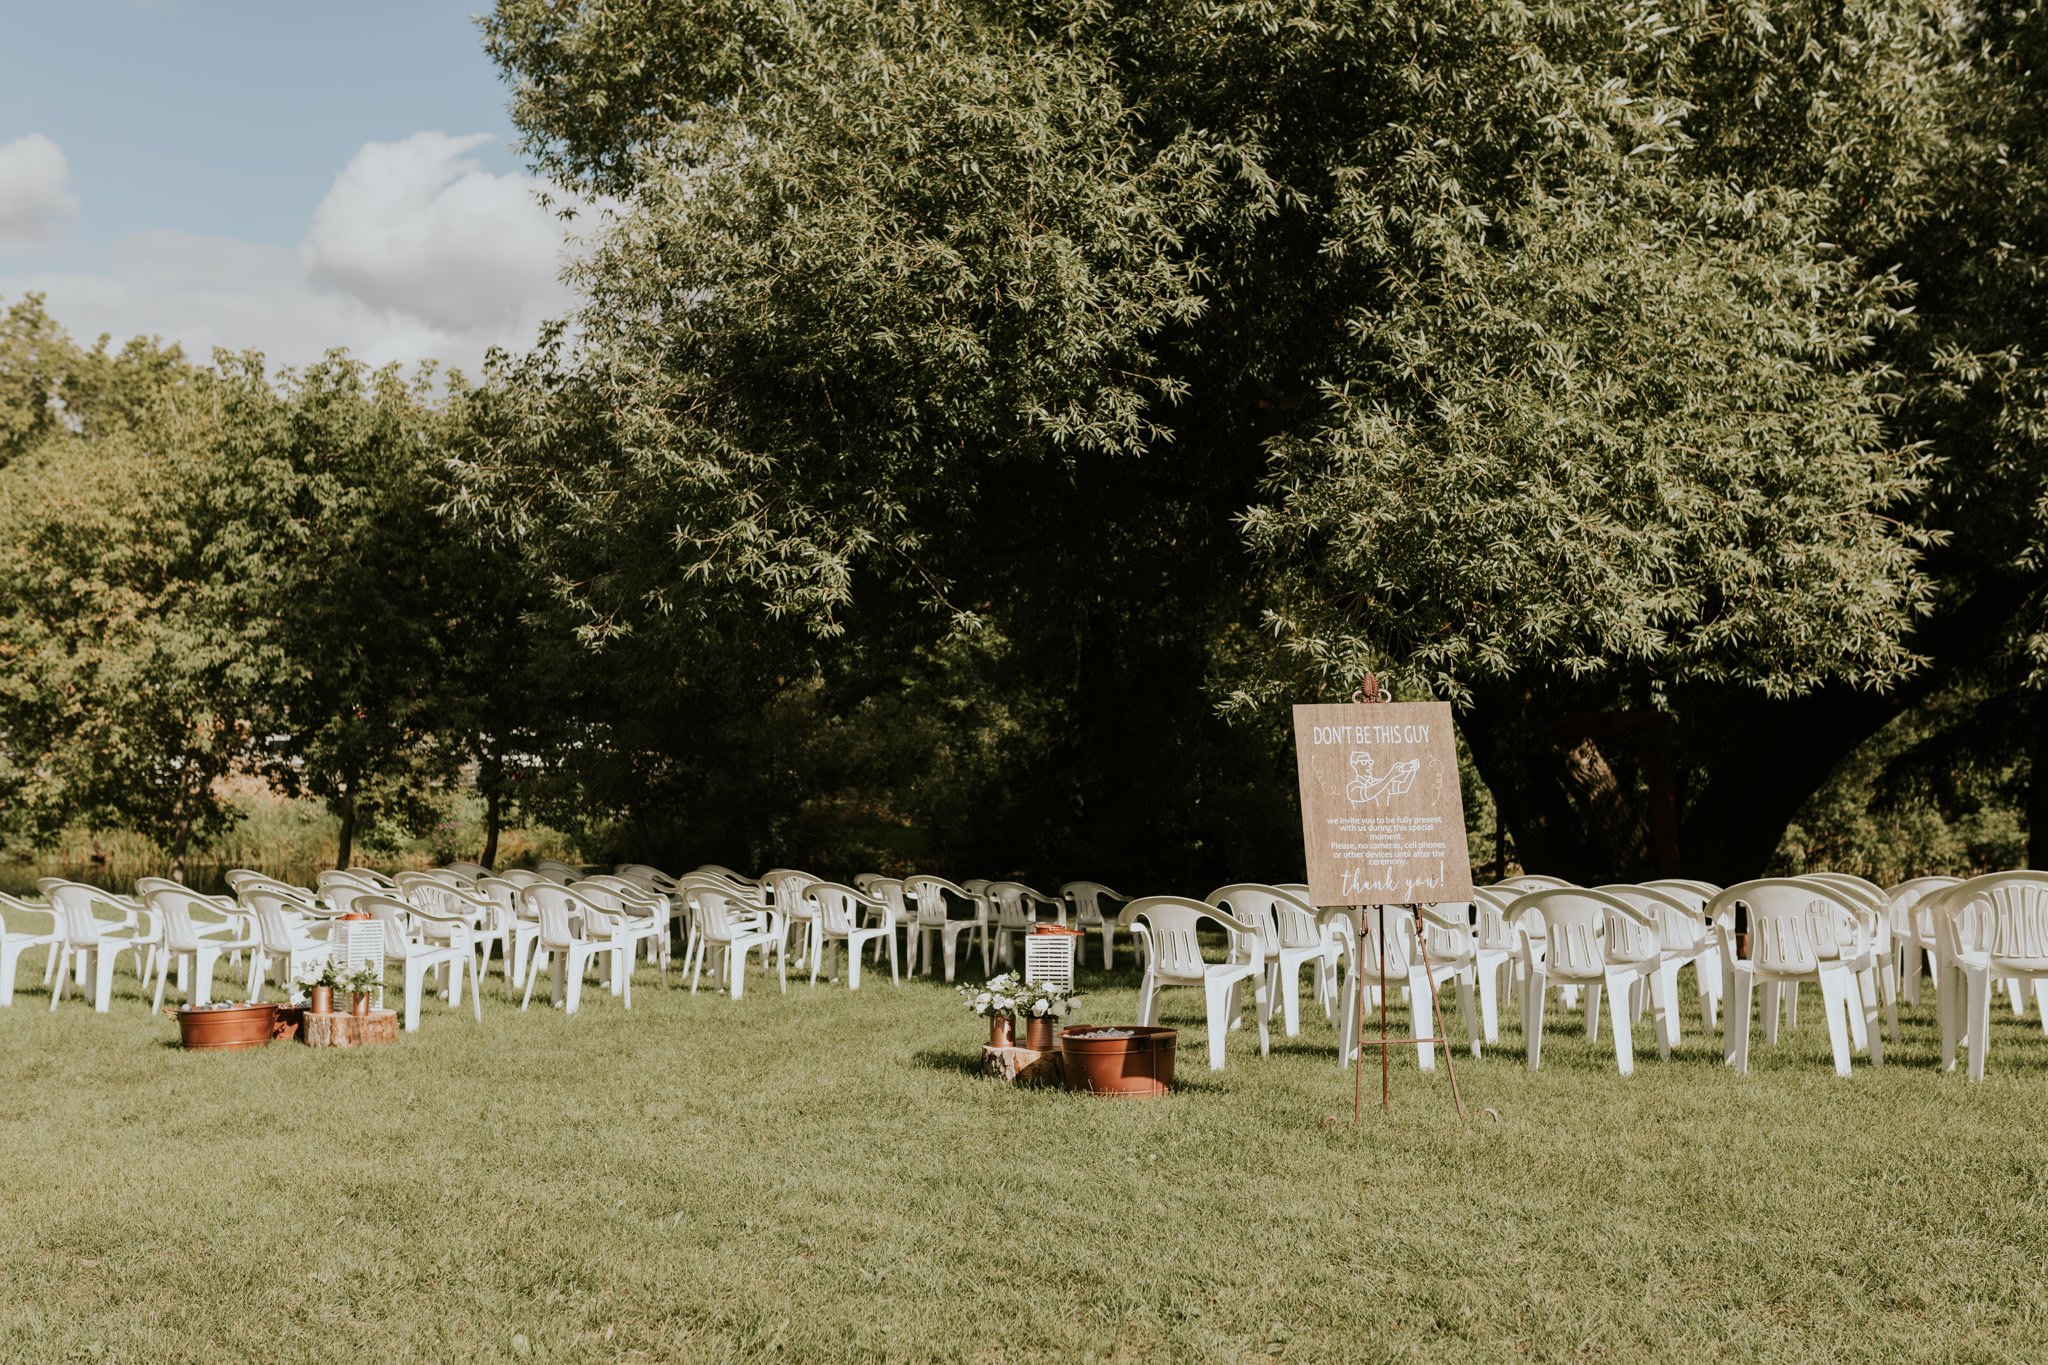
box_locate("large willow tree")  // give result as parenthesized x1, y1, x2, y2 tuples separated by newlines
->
(479, 1, 2037, 882)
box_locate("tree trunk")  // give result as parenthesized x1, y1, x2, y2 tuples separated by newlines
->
(335, 793, 357, 870)
(481, 783, 503, 870)
(2030, 688, 2047, 871)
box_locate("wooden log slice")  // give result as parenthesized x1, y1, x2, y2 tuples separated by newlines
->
(299, 1009, 400, 1048)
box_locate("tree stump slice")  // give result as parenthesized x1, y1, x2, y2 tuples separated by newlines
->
(981, 1044, 1064, 1085)
(299, 1009, 399, 1048)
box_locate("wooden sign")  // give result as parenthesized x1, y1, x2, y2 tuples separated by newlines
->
(1292, 701, 1473, 907)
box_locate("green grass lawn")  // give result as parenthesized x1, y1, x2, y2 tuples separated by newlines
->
(3, 931, 2045, 1363)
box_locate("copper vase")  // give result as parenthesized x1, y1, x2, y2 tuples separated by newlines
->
(988, 1015, 1015, 1048)
(309, 986, 333, 1015)
(1024, 1015, 1056, 1052)
(350, 991, 372, 1017)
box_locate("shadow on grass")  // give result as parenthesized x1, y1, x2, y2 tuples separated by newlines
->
(910, 1047, 987, 1079)
(907, 1046, 1230, 1096)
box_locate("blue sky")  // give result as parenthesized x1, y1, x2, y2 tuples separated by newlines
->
(0, 1, 574, 368)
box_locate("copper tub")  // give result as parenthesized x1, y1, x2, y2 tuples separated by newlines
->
(1060, 1025, 1177, 1098)
(174, 1003, 278, 1051)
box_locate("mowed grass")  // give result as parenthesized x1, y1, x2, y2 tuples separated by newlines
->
(3, 925, 2046, 1363)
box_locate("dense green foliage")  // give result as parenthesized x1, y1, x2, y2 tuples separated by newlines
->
(2, 2, 2042, 881)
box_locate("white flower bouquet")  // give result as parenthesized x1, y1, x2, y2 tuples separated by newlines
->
(958, 971, 1022, 1019)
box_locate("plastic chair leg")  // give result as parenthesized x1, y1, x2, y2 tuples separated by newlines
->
(1816, 971, 1853, 1077)
(1525, 968, 1548, 1071)
(1605, 972, 1636, 1076)
(1476, 963, 1499, 1045)
(1728, 969, 1754, 1073)
(1204, 979, 1232, 1070)
(1407, 968, 1435, 1071)
(1968, 972, 1993, 1082)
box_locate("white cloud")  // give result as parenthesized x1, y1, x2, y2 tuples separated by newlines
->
(0, 131, 583, 373)
(304, 131, 570, 333)
(0, 134, 81, 247)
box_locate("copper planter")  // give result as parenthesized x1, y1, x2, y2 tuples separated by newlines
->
(350, 991, 373, 1017)
(1060, 1025, 1177, 1098)
(174, 1003, 279, 1051)
(1022, 1015, 1058, 1052)
(987, 1015, 1015, 1049)
(309, 986, 334, 1015)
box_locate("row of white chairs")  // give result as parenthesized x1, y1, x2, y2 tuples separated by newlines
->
(1105, 870, 2048, 1078)
(0, 860, 676, 1030)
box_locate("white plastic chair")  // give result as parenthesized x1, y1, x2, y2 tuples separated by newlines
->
(533, 859, 582, 884)
(1120, 896, 1268, 1070)
(363, 892, 483, 1030)
(40, 879, 152, 1012)
(397, 873, 510, 987)
(1458, 888, 1521, 1045)
(566, 883, 662, 999)
(761, 869, 821, 972)
(681, 875, 785, 999)
(1207, 884, 1341, 1038)
(144, 887, 256, 1010)
(242, 888, 332, 1001)
(1931, 871, 2048, 1080)
(476, 876, 542, 992)
(1884, 875, 1962, 1008)
(808, 882, 897, 989)
(1637, 878, 1724, 1034)
(1506, 888, 1672, 1075)
(1321, 904, 1469, 1071)
(227, 869, 316, 897)
(903, 874, 987, 982)
(518, 883, 626, 1013)
(1801, 872, 1900, 1046)
(616, 862, 680, 893)
(0, 890, 63, 1005)
(1712, 879, 1884, 1077)
(985, 882, 1063, 967)
(575, 875, 674, 977)
(1060, 881, 1127, 969)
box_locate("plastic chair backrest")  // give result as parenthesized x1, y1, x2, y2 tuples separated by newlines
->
(1709, 880, 1862, 975)
(521, 882, 583, 947)
(1471, 887, 1517, 950)
(1060, 882, 1123, 927)
(355, 894, 419, 960)
(144, 888, 216, 952)
(1595, 885, 1692, 959)
(1505, 888, 1650, 977)
(809, 882, 871, 935)
(1492, 875, 1572, 894)
(687, 879, 752, 940)
(1931, 871, 2048, 971)
(1349, 905, 1421, 976)
(869, 879, 907, 922)
(322, 882, 377, 915)
(905, 875, 972, 926)
(985, 882, 1042, 930)
(1207, 884, 1319, 953)
(475, 877, 532, 920)
(1122, 896, 1258, 980)
(765, 870, 819, 920)
(1886, 875, 1960, 938)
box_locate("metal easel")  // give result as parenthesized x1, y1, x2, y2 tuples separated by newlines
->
(1346, 672, 1468, 1125)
